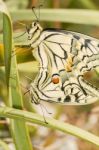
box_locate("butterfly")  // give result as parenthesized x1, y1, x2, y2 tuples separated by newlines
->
(25, 12, 99, 105)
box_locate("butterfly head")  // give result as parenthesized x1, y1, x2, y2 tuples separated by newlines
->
(27, 21, 42, 41)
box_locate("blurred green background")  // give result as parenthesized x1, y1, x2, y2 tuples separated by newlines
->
(0, 0, 99, 150)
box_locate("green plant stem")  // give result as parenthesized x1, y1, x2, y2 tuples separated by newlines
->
(0, 1, 33, 149)
(9, 9, 99, 26)
(0, 106, 99, 147)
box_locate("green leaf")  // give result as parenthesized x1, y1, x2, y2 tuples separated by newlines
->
(0, 0, 12, 87)
(0, 106, 99, 147)
(10, 9, 99, 26)
(9, 54, 33, 150)
(0, 1, 33, 149)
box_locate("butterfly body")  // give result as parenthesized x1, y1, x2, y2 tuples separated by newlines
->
(27, 21, 99, 105)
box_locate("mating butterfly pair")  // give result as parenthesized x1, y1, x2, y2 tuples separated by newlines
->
(25, 21, 99, 105)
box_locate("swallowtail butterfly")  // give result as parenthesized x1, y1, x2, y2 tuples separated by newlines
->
(26, 15, 99, 105)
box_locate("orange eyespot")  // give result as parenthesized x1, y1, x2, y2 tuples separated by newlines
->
(52, 77, 60, 84)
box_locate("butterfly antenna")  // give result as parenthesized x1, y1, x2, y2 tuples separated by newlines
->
(14, 21, 28, 39)
(32, 6, 39, 21)
(38, 4, 43, 21)
(14, 31, 27, 39)
(38, 0, 46, 21)
(39, 103, 48, 124)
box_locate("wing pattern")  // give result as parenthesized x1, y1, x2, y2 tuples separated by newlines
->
(29, 29, 99, 105)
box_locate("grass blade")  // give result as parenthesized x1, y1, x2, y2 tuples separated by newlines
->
(0, 0, 12, 87)
(9, 9, 99, 26)
(9, 54, 33, 150)
(0, 106, 99, 147)
(0, 1, 33, 149)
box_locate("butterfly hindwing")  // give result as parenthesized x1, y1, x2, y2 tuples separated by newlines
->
(27, 22, 99, 104)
